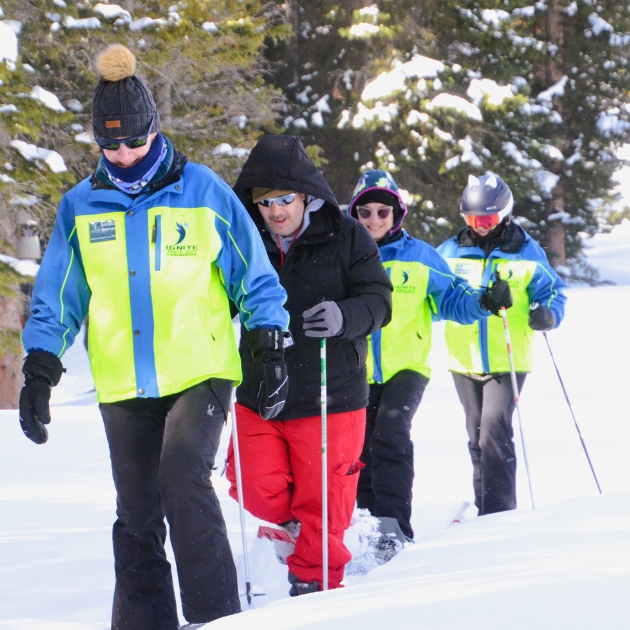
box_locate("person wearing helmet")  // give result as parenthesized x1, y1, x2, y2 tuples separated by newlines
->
(349, 169, 513, 544)
(437, 173, 567, 515)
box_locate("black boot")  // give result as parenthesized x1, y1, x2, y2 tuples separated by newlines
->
(288, 572, 320, 597)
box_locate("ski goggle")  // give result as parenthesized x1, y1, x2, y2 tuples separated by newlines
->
(95, 111, 157, 151)
(356, 205, 393, 220)
(464, 212, 501, 230)
(257, 193, 297, 207)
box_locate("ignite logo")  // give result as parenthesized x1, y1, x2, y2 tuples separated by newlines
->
(500, 268, 520, 287)
(395, 269, 416, 294)
(166, 221, 198, 257)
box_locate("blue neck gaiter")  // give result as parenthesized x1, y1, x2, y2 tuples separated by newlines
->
(103, 133, 167, 194)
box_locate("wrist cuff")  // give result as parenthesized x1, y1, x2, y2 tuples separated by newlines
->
(23, 351, 64, 387)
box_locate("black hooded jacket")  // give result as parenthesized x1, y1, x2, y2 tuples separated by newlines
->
(234, 135, 393, 420)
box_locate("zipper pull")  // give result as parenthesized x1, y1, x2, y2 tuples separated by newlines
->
(151, 217, 157, 243)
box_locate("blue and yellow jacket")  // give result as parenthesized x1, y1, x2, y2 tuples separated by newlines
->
(22, 145, 289, 403)
(368, 230, 489, 383)
(437, 222, 566, 374)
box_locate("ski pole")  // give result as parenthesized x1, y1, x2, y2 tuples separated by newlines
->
(321, 338, 328, 591)
(499, 306, 536, 509)
(542, 331, 602, 494)
(230, 396, 253, 606)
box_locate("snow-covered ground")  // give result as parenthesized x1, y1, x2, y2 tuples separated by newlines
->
(1, 224, 630, 629)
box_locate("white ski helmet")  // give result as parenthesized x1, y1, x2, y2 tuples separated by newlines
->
(460, 174, 513, 230)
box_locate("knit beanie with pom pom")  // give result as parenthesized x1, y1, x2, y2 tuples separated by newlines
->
(92, 44, 160, 139)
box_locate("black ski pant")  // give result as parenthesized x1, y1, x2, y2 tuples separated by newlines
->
(451, 371, 527, 516)
(100, 378, 241, 630)
(356, 369, 429, 540)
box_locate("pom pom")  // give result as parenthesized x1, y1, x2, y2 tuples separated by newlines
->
(96, 44, 136, 82)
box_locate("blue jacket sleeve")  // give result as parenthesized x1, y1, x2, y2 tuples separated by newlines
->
(212, 177, 289, 331)
(423, 244, 489, 324)
(22, 194, 91, 357)
(524, 241, 567, 327)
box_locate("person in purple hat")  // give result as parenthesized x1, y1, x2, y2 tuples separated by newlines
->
(349, 170, 512, 547)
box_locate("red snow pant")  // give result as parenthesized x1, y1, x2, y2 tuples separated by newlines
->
(226, 403, 366, 590)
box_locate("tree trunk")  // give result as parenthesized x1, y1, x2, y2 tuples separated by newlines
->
(0, 292, 26, 410)
(545, 193, 567, 269)
(540, 0, 568, 270)
(285, 0, 299, 85)
(155, 76, 173, 131)
(0, 354, 22, 410)
(119, 0, 136, 13)
(0, 204, 29, 409)
(546, 223, 566, 269)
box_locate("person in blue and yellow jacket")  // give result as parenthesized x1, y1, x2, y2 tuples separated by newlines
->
(438, 174, 567, 516)
(349, 170, 512, 543)
(18, 45, 290, 630)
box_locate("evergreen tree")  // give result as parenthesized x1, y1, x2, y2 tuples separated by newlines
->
(265, 1, 630, 278)
(0, 0, 292, 389)
(0, 0, 293, 252)
(425, 0, 630, 272)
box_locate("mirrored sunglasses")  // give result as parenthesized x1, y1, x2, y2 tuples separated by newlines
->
(464, 213, 501, 230)
(95, 111, 157, 151)
(356, 205, 393, 220)
(257, 193, 297, 207)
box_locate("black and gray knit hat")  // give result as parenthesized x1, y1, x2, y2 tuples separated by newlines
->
(92, 44, 160, 139)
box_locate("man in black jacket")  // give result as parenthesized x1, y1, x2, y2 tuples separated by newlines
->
(226, 135, 393, 595)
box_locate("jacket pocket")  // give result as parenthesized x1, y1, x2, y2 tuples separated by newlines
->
(332, 460, 365, 528)
(349, 338, 367, 369)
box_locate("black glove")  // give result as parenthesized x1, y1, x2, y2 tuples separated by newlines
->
(479, 273, 513, 316)
(19, 351, 64, 445)
(245, 328, 289, 420)
(302, 301, 344, 338)
(528, 303, 556, 331)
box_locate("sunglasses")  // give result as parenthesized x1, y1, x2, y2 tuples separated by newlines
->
(464, 213, 501, 230)
(356, 205, 393, 220)
(95, 111, 157, 151)
(257, 193, 297, 207)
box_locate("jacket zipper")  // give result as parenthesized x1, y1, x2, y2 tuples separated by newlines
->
(152, 215, 162, 271)
(480, 254, 498, 374)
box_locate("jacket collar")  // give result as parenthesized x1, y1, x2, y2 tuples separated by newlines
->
(90, 143, 187, 197)
(376, 227, 404, 248)
(456, 220, 525, 254)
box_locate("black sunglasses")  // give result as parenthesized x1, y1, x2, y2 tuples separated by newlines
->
(356, 205, 393, 220)
(95, 111, 157, 151)
(257, 193, 297, 207)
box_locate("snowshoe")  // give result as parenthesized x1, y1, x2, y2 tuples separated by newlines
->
(282, 519, 302, 539)
(373, 516, 406, 565)
(257, 520, 301, 565)
(373, 533, 400, 564)
(451, 501, 470, 524)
